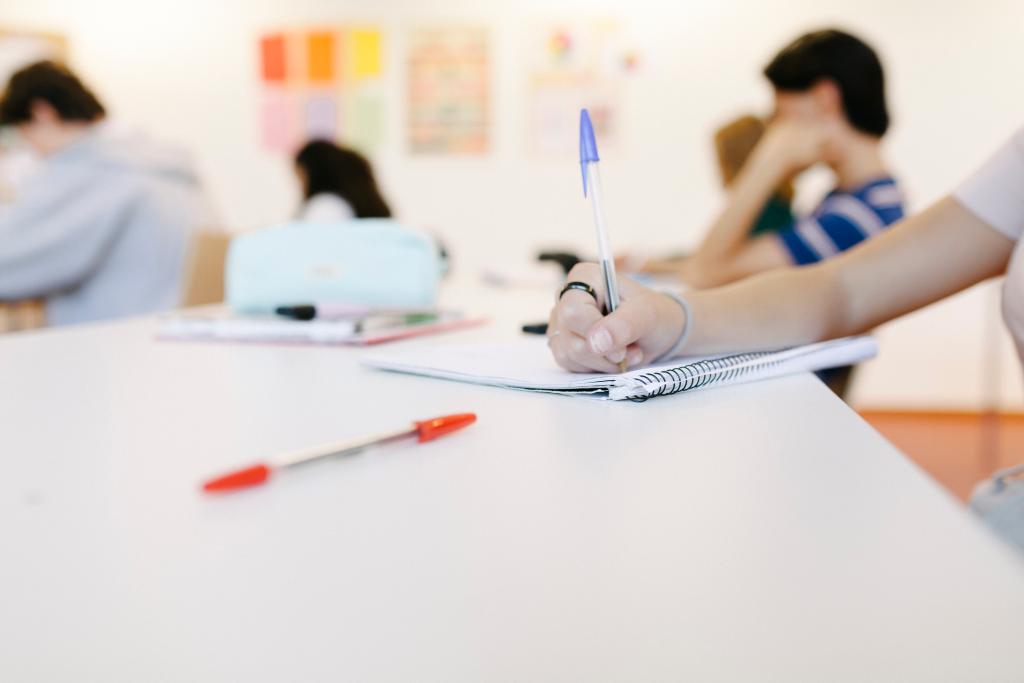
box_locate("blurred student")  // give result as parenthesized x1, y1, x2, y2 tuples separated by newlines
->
(546, 125, 1024, 550)
(292, 140, 453, 273)
(294, 140, 392, 221)
(640, 115, 794, 274)
(0, 61, 211, 325)
(674, 29, 904, 288)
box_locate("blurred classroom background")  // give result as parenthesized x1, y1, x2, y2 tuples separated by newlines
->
(3, 0, 1024, 497)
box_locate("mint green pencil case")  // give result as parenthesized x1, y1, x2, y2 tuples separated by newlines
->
(225, 219, 441, 314)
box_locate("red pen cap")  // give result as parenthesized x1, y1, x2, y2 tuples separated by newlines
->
(202, 463, 272, 493)
(414, 413, 477, 443)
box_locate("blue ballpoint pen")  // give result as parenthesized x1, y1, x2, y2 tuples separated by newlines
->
(579, 108, 627, 371)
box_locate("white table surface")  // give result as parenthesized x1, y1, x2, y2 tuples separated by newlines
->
(2, 283, 1023, 682)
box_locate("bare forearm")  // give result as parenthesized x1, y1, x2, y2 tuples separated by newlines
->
(836, 198, 1011, 332)
(683, 263, 844, 355)
(682, 197, 1014, 356)
(694, 146, 790, 264)
(681, 234, 793, 289)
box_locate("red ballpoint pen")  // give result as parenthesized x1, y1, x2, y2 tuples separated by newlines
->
(201, 413, 476, 493)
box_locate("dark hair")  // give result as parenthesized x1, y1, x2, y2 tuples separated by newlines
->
(295, 140, 392, 219)
(714, 114, 794, 200)
(763, 29, 889, 137)
(0, 61, 106, 126)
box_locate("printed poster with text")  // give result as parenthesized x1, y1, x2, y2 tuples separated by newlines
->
(258, 27, 386, 155)
(526, 19, 638, 159)
(406, 27, 490, 155)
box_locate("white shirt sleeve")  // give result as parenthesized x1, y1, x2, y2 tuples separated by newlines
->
(953, 127, 1024, 241)
(299, 193, 355, 223)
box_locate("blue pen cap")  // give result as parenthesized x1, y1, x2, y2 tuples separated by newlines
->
(579, 108, 600, 196)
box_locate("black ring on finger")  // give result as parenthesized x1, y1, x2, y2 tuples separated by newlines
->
(559, 281, 599, 304)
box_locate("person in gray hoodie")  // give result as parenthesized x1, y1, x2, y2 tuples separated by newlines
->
(0, 61, 211, 326)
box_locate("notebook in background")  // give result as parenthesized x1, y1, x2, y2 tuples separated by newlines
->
(362, 336, 877, 401)
(158, 311, 486, 346)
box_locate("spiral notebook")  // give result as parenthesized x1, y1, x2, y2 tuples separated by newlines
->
(362, 336, 877, 401)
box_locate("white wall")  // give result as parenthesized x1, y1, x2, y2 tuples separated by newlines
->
(6, 0, 1024, 408)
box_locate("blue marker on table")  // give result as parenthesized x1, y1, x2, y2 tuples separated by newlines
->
(579, 108, 627, 371)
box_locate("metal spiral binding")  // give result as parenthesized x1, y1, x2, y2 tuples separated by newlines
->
(628, 351, 785, 402)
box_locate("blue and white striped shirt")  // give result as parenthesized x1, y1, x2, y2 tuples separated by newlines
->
(778, 177, 905, 265)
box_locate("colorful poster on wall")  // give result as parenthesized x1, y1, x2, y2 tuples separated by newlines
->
(406, 27, 489, 155)
(257, 27, 386, 155)
(526, 19, 638, 158)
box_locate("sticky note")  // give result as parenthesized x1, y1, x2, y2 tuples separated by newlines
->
(260, 34, 287, 83)
(261, 91, 292, 152)
(305, 96, 337, 141)
(345, 96, 384, 152)
(307, 31, 335, 82)
(351, 29, 382, 79)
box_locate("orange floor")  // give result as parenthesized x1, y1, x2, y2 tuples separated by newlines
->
(859, 411, 1024, 501)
